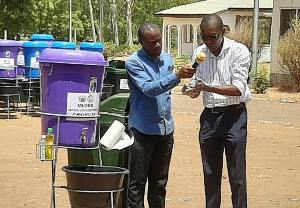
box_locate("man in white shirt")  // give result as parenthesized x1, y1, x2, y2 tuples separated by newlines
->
(185, 15, 251, 208)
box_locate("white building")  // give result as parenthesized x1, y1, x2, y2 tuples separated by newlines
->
(155, 0, 273, 62)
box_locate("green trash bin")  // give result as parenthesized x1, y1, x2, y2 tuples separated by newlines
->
(19, 79, 40, 104)
(104, 60, 130, 95)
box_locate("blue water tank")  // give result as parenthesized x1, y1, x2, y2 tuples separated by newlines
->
(80, 42, 104, 53)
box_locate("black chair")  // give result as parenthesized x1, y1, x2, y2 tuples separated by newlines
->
(25, 80, 40, 115)
(0, 85, 21, 119)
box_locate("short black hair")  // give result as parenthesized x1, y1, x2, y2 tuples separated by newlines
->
(138, 23, 160, 41)
(200, 15, 224, 32)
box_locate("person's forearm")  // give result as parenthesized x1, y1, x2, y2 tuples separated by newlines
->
(201, 85, 241, 96)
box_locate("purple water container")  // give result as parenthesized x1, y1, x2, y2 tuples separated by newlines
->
(0, 40, 23, 78)
(38, 48, 108, 147)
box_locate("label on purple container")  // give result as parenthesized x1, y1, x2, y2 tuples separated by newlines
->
(66, 92, 100, 118)
(89, 77, 98, 93)
(0, 58, 14, 70)
(17, 51, 25, 66)
(5, 51, 10, 57)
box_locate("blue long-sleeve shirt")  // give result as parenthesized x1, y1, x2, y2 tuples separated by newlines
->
(125, 49, 180, 135)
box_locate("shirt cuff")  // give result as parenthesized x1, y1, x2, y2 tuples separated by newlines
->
(173, 73, 181, 85)
(232, 81, 245, 95)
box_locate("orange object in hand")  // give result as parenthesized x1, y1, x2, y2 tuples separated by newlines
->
(192, 52, 206, 68)
(196, 52, 206, 63)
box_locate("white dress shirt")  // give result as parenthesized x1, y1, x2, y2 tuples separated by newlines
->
(191, 36, 252, 108)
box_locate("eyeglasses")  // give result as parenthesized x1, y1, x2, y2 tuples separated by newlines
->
(200, 34, 218, 41)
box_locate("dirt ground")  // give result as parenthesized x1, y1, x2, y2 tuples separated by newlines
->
(0, 87, 299, 208)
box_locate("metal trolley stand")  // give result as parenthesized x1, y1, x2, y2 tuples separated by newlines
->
(37, 112, 124, 208)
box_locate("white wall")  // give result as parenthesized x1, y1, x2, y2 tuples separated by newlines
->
(220, 12, 236, 31)
(162, 17, 201, 56)
(182, 43, 194, 56)
(258, 45, 271, 63)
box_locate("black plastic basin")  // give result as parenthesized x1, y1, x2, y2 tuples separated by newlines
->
(62, 165, 129, 208)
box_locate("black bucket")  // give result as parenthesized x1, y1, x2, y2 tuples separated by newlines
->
(62, 165, 129, 208)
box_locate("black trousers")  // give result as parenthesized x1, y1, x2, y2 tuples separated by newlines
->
(199, 107, 248, 208)
(128, 128, 174, 208)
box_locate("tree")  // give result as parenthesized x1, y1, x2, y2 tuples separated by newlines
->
(0, 0, 200, 45)
(88, 0, 97, 42)
(0, 0, 34, 39)
(110, 0, 119, 45)
(126, 0, 135, 47)
(98, 0, 104, 42)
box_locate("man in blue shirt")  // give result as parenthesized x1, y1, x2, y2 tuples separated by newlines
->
(125, 23, 196, 208)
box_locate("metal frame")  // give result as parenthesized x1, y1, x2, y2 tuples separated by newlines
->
(61, 186, 124, 208)
(0, 93, 19, 118)
(24, 67, 40, 115)
(0, 84, 21, 118)
(0, 66, 23, 117)
(36, 112, 125, 208)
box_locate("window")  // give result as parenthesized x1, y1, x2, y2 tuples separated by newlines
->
(235, 15, 272, 44)
(280, 9, 300, 36)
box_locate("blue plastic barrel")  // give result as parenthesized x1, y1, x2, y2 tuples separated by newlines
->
(52, 41, 77, 50)
(22, 41, 49, 78)
(30, 34, 55, 47)
(80, 42, 104, 53)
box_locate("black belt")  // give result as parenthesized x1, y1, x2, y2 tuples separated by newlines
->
(205, 102, 245, 113)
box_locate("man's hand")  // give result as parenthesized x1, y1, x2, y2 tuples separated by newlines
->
(186, 90, 201, 98)
(181, 77, 209, 98)
(182, 83, 201, 98)
(176, 66, 196, 79)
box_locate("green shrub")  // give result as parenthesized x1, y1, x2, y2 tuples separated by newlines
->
(104, 42, 141, 60)
(250, 67, 270, 94)
(173, 54, 192, 74)
(173, 54, 192, 69)
(173, 54, 192, 86)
